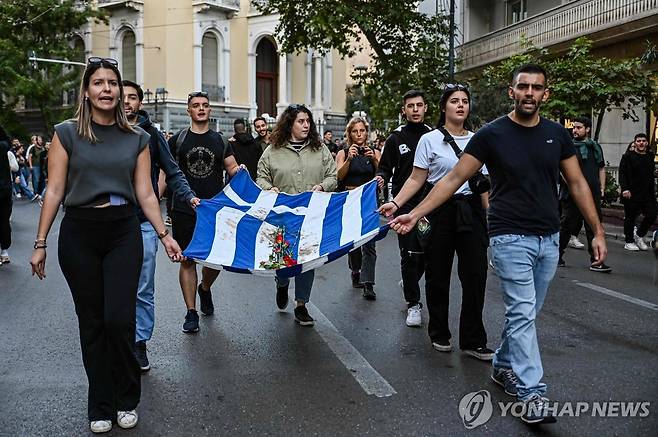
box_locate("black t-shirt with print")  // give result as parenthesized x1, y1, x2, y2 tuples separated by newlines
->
(464, 116, 576, 237)
(169, 129, 233, 215)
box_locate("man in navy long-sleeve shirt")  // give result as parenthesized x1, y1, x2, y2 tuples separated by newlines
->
(123, 80, 200, 372)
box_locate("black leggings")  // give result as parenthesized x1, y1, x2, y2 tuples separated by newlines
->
(58, 206, 143, 421)
(0, 191, 11, 250)
(424, 198, 488, 349)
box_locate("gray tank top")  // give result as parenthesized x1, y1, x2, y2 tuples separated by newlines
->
(54, 120, 150, 207)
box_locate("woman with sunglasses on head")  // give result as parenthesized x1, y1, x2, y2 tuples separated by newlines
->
(30, 57, 183, 433)
(379, 84, 494, 361)
(256, 104, 337, 326)
(336, 117, 381, 299)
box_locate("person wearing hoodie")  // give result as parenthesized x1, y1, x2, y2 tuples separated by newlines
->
(122, 80, 200, 371)
(229, 118, 262, 180)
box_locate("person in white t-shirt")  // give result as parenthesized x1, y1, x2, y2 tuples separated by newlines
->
(379, 84, 494, 361)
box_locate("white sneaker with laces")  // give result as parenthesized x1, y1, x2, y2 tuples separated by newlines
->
(117, 410, 138, 429)
(624, 242, 640, 251)
(568, 235, 585, 249)
(634, 234, 649, 251)
(406, 304, 422, 327)
(90, 420, 112, 433)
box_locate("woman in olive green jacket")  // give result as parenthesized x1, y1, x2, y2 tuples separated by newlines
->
(256, 104, 337, 326)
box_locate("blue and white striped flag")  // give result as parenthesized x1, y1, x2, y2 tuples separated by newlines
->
(183, 169, 388, 278)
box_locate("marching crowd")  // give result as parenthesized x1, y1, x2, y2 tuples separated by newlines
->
(0, 57, 656, 433)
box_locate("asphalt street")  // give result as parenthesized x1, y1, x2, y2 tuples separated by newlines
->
(1, 200, 657, 436)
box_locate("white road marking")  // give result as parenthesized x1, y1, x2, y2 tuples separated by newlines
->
(573, 281, 658, 312)
(298, 297, 397, 397)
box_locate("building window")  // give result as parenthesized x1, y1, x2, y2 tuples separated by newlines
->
(506, 0, 526, 25)
(121, 30, 136, 81)
(202, 32, 223, 102)
(256, 38, 278, 116)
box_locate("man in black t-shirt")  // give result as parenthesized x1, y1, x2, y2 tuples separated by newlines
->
(389, 65, 607, 425)
(375, 90, 432, 328)
(170, 91, 243, 334)
(558, 116, 610, 271)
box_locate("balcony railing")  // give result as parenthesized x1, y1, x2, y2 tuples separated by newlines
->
(97, 0, 143, 10)
(202, 84, 226, 102)
(458, 0, 658, 71)
(193, 0, 241, 13)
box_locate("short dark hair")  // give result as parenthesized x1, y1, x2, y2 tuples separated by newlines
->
(512, 64, 548, 84)
(402, 89, 425, 104)
(234, 118, 246, 128)
(573, 116, 592, 129)
(253, 116, 266, 125)
(634, 133, 648, 141)
(324, 130, 332, 135)
(122, 80, 143, 102)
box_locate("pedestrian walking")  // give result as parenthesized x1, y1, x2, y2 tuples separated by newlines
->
(336, 117, 380, 300)
(169, 91, 243, 334)
(230, 118, 263, 180)
(375, 90, 432, 327)
(380, 85, 493, 360)
(256, 104, 337, 326)
(123, 80, 199, 371)
(619, 133, 657, 251)
(389, 64, 608, 424)
(0, 125, 18, 265)
(30, 57, 183, 434)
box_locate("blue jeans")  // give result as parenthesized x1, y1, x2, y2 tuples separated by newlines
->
(490, 233, 559, 401)
(275, 270, 314, 303)
(13, 172, 35, 198)
(31, 166, 41, 193)
(136, 222, 158, 342)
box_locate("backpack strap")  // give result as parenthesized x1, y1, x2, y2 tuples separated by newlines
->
(174, 127, 189, 162)
(437, 126, 464, 158)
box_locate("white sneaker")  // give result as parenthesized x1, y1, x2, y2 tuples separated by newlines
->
(398, 279, 403, 289)
(634, 234, 649, 251)
(568, 235, 585, 249)
(90, 420, 112, 433)
(117, 410, 138, 429)
(405, 304, 422, 327)
(624, 242, 640, 251)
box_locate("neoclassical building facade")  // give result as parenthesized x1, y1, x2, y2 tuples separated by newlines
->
(77, 0, 347, 133)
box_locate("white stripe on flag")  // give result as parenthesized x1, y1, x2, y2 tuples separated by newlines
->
(253, 220, 281, 269)
(246, 189, 277, 221)
(206, 206, 247, 266)
(224, 184, 251, 207)
(340, 186, 364, 247)
(297, 192, 332, 263)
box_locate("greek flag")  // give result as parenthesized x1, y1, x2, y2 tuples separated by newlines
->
(183, 169, 388, 278)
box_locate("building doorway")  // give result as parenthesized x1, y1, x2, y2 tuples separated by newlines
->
(256, 38, 278, 116)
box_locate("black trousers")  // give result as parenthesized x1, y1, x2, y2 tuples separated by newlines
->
(559, 195, 601, 261)
(623, 199, 657, 242)
(58, 206, 143, 421)
(424, 199, 488, 349)
(0, 191, 11, 250)
(397, 231, 425, 306)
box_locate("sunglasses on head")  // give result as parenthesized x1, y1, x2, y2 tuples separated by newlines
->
(444, 83, 469, 91)
(87, 57, 119, 67)
(187, 91, 209, 102)
(287, 103, 307, 111)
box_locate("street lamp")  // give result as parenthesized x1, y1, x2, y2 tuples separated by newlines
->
(144, 87, 168, 124)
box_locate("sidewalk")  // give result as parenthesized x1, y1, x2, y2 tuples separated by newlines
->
(601, 207, 658, 240)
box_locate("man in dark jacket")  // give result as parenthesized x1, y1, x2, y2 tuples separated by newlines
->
(375, 89, 432, 328)
(619, 133, 657, 251)
(229, 118, 262, 180)
(123, 80, 199, 371)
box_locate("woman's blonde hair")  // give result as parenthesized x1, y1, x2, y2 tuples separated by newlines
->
(75, 61, 135, 143)
(344, 117, 369, 147)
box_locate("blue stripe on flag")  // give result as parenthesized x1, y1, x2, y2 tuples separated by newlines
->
(263, 192, 312, 261)
(182, 202, 218, 260)
(232, 215, 263, 269)
(360, 181, 379, 236)
(231, 169, 262, 203)
(319, 191, 348, 255)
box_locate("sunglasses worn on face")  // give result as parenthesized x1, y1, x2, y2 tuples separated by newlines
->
(444, 83, 469, 91)
(87, 57, 119, 67)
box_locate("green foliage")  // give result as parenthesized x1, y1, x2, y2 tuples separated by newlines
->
(0, 0, 107, 135)
(602, 168, 621, 208)
(470, 37, 658, 140)
(257, 0, 451, 127)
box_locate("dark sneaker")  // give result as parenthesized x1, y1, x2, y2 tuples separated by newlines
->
(134, 341, 150, 372)
(557, 258, 565, 267)
(521, 394, 557, 424)
(351, 270, 363, 288)
(463, 347, 495, 361)
(276, 283, 289, 310)
(491, 367, 518, 396)
(198, 284, 214, 316)
(589, 263, 611, 273)
(362, 283, 376, 300)
(182, 309, 199, 333)
(432, 340, 452, 352)
(294, 305, 315, 326)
